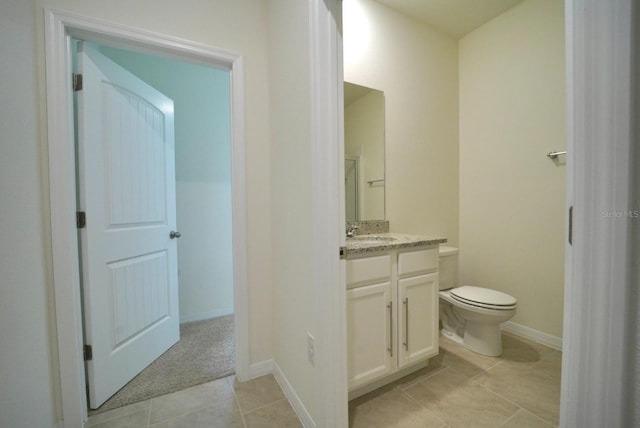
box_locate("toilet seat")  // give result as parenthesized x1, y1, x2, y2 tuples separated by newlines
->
(450, 286, 517, 311)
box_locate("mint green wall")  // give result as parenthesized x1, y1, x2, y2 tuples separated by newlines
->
(100, 45, 233, 322)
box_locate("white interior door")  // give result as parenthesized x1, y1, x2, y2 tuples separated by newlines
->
(76, 42, 180, 409)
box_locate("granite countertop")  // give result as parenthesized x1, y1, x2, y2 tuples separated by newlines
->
(345, 233, 447, 255)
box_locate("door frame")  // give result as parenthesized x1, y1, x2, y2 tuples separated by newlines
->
(561, 0, 635, 425)
(44, 9, 249, 425)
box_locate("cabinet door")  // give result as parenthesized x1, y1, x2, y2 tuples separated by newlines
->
(347, 282, 394, 390)
(398, 272, 439, 368)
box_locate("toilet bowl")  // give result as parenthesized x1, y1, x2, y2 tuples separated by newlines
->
(438, 246, 517, 357)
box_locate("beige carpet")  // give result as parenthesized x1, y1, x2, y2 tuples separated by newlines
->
(90, 314, 235, 414)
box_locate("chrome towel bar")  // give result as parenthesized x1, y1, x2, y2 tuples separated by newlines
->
(367, 179, 385, 185)
(547, 150, 567, 159)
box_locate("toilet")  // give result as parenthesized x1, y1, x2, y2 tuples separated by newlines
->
(438, 246, 517, 356)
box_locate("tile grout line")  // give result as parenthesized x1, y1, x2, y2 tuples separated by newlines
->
(394, 378, 448, 426)
(529, 359, 563, 383)
(468, 354, 561, 425)
(142, 377, 240, 427)
(401, 363, 525, 426)
(241, 398, 290, 417)
(498, 408, 555, 427)
(498, 408, 523, 427)
(86, 400, 152, 427)
(146, 399, 153, 427)
(395, 364, 448, 391)
(227, 376, 249, 428)
(468, 375, 558, 426)
(469, 358, 506, 381)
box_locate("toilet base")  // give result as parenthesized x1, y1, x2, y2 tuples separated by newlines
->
(440, 323, 503, 357)
(462, 321, 503, 357)
(440, 328, 463, 345)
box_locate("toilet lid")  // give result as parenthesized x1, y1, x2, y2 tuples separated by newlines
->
(450, 286, 516, 308)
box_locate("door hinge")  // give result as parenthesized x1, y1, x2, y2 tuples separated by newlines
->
(76, 211, 86, 229)
(72, 73, 83, 91)
(84, 344, 93, 361)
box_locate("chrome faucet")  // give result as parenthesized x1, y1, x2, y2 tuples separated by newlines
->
(346, 224, 359, 237)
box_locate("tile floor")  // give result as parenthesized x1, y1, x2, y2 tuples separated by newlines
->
(87, 332, 561, 428)
(86, 375, 301, 428)
(350, 332, 562, 428)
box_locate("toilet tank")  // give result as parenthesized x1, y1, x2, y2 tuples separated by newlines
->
(438, 246, 459, 290)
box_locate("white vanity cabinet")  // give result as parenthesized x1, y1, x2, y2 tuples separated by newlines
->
(346, 254, 393, 389)
(397, 248, 439, 368)
(346, 246, 439, 392)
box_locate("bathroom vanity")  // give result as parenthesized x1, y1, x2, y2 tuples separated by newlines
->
(345, 233, 446, 399)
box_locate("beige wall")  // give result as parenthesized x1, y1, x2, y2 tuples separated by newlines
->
(267, 0, 322, 422)
(0, 1, 59, 426)
(343, 0, 460, 243)
(459, 0, 566, 338)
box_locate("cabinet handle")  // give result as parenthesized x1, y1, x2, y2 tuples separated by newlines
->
(387, 301, 393, 357)
(403, 298, 409, 351)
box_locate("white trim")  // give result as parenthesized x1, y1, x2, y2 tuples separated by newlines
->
(308, 1, 348, 427)
(246, 360, 318, 427)
(501, 321, 562, 351)
(43, 9, 249, 427)
(248, 359, 274, 380)
(272, 361, 316, 428)
(562, 0, 633, 426)
(229, 54, 251, 384)
(179, 308, 234, 324)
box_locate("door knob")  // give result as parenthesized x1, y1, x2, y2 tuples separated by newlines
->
(170, 231, 181, 239)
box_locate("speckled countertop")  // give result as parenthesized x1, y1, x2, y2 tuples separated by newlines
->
(345, 233, 447, 255)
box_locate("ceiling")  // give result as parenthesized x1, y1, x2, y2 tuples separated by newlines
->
(374, 0, 525, 38)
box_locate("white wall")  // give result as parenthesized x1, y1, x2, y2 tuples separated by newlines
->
(343, 0, 459, 243)
(267, 0, 321, 423)
(0, 1, 61, 426)
(99, 46, 234, 323)
(459, 0, 566, 338)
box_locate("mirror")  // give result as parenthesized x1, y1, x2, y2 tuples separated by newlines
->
(344, 82, 385, 221)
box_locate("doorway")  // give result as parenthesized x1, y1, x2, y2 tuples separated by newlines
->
(45, 9, 249, 424)
(74, 40, 236, 411)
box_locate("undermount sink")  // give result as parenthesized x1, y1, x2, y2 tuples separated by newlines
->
(348, 235, 396, 244)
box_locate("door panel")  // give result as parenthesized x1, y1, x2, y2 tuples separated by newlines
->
(77, 42, 179, 409)
(109, 251, 170, 347)
(347, 282, 393, 390)
(398, 273, 439, 368)
(103, 82, 167, 227)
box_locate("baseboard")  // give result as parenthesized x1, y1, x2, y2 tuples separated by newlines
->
(502, 321, 562, 351)
(179, 308, 233, 324)
(245, 360, 315, 427)
(248, 359, 274, 379)
(272, 361, 316, 428)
